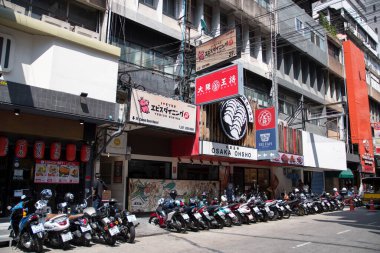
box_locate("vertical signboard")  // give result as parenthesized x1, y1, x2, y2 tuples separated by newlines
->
(343, 41, 374, 173)
(256, 107, 278, 159)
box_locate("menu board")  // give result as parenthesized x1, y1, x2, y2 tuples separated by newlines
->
(34, 160, 80, 184)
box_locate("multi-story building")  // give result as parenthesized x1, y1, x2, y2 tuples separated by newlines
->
(313, 0, 380, 180)
(0, 1, 121, 215)
(1, 0, 351, 212)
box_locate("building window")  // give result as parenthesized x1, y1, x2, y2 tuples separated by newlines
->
(203, 4, 213, 35)
(376, 28, 378, 34)
(262, 37, 268, 63)
(375, 16, 377, 23)
(186, 0, 196, 26)
(140, 0, 154, 7)
(295, 18, 303, 34)
(163, 0, 176, 18)
(0, 33, 14, 71)
(220, 12, 229, 34)
(128, 160, 171, 179)
(374, 5, 376, 12)
(178, 164, 219, 181)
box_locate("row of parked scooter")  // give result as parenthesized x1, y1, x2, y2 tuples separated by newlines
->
(149, 189, 362, 232)
(8, 189, 138, 252)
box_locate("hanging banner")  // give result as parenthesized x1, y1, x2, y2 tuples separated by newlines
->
(271, 152, 304, 166)
(15, 139, 28, 158)
(66, 144, 76, 161)
(50, 142, 61, 161)
(256, 107, 278, 159)
(34, 141, 45, 159)
(34, 160, 79, 184)
(0, 137, 9, 157)
(195, 64, 244, 105)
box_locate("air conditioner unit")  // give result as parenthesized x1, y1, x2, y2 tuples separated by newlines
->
(74, 26, 99, 40)
(41, 15, 71, 30)
(278, 119, 288, 127)
(3, 0, 25, 14)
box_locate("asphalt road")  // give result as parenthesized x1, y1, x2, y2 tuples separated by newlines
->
(1, 207, 379, 253)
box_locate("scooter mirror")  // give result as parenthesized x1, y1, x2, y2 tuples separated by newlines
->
(7, 206, 11, 210)
(85, 188, 90, 194)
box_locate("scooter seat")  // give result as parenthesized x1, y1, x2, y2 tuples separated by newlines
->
(46, 213, 59, 220)
(69, 214, 84, 220)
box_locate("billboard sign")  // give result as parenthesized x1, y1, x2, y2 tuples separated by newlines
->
(255, 107, 278, 159)
(195, 64, 244, 105)
(196, 29, 237, 72)
(129, 89, 196, 133)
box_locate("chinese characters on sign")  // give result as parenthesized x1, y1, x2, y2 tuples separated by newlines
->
(129, 89, 196, 133)
(196, 29, 237, 72)
(34, 160, 79, 184)
(195, 64, 244, 105)
(255, 107, 278, 160)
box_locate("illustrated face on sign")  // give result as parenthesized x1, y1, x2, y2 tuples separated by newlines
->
(220, 98, 248, 141)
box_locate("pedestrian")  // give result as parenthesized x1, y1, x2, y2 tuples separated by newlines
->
(92, 173, 108, 209)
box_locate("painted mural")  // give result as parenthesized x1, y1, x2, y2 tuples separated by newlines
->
(128, 179, 220, 212)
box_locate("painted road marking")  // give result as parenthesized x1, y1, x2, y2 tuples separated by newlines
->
(292, 242, 311, 248)
(337, 230, 351, 235)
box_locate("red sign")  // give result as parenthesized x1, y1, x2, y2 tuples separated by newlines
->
(255, 107, 276, 130)
(15, 139, 28, 158)
(195, 64, 243, 105)
(0, 137, 9, 157)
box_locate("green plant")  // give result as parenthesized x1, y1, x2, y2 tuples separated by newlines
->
(319, 13, 337, 36)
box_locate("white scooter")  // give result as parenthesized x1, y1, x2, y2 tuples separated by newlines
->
(35, 190, 73, 250)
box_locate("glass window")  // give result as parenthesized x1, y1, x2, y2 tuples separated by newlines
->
(220, 12, 229, 33)
(295, 18, 303, 34)
(375, 16, 377, 23)
(128, 160, 171, 179)
(163, 0, 176, 18)
(178, 164, 219, 181)
(31, 0, 67, 20)
(187, 0, 196, 26)
(140, 0, 154, 7)
(68, 2, 99, 31)
(164, 56, 174, 75)
(127, 43, 142, 66)
(204, 4, 213, 35)
(142, 49, 154, 69)
(262, 37, 267, 63)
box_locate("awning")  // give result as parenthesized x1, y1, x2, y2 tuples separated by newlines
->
(339, 169, 354, 179)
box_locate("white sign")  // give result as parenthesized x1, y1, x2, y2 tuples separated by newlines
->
(129, 89, 196, 133)
(302, 131, 346, 171)
(200, 141, 258, 160)
(106, 130, 127, 155)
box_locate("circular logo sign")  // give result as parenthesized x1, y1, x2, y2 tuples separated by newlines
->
(258, 110, 272, 127)
(220, 98, 248, 141)
(363, 139, 370, 152)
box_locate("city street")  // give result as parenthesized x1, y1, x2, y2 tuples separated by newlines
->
(1, 208, 379, 253)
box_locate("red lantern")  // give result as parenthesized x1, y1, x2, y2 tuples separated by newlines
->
(15, 139, 28, 158)
(34, 141, 45, 159)
(0, 137, 9, 157)
(80, 144, 91, 162)
(50, 142, 61, 160)
(66, 144, 76, 161)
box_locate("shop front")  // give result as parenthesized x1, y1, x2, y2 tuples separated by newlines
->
(0, 110, 95, 216)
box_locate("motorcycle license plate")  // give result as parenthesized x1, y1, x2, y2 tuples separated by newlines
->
(217, 211, 225, 216)
(109, 226, 120, 236)
(102, 217, 111, 224)
(326, 202, 331, 207)
(228, 213, 235, 218)
(248, 214, 254, 220)
(253, 207, 260, 213)
(182, 214, 190, 220)
(61, 232, 73, 242)
(203, 211, 209, 216)
(314, 206, 318, 211)
(354, 199, 358, 202)
(80, 225, 91, 233)
(194, 213, 202, 219)
(31, 223, 44, 234)
(265, 207, 270, 212)
(127, 215, 137, 222)
(280, 206, 284, 211)
(286, 205, 291, 210)
(307, 203, 311, 207)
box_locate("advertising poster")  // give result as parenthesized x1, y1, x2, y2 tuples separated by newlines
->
(34, 160, 80, 184)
